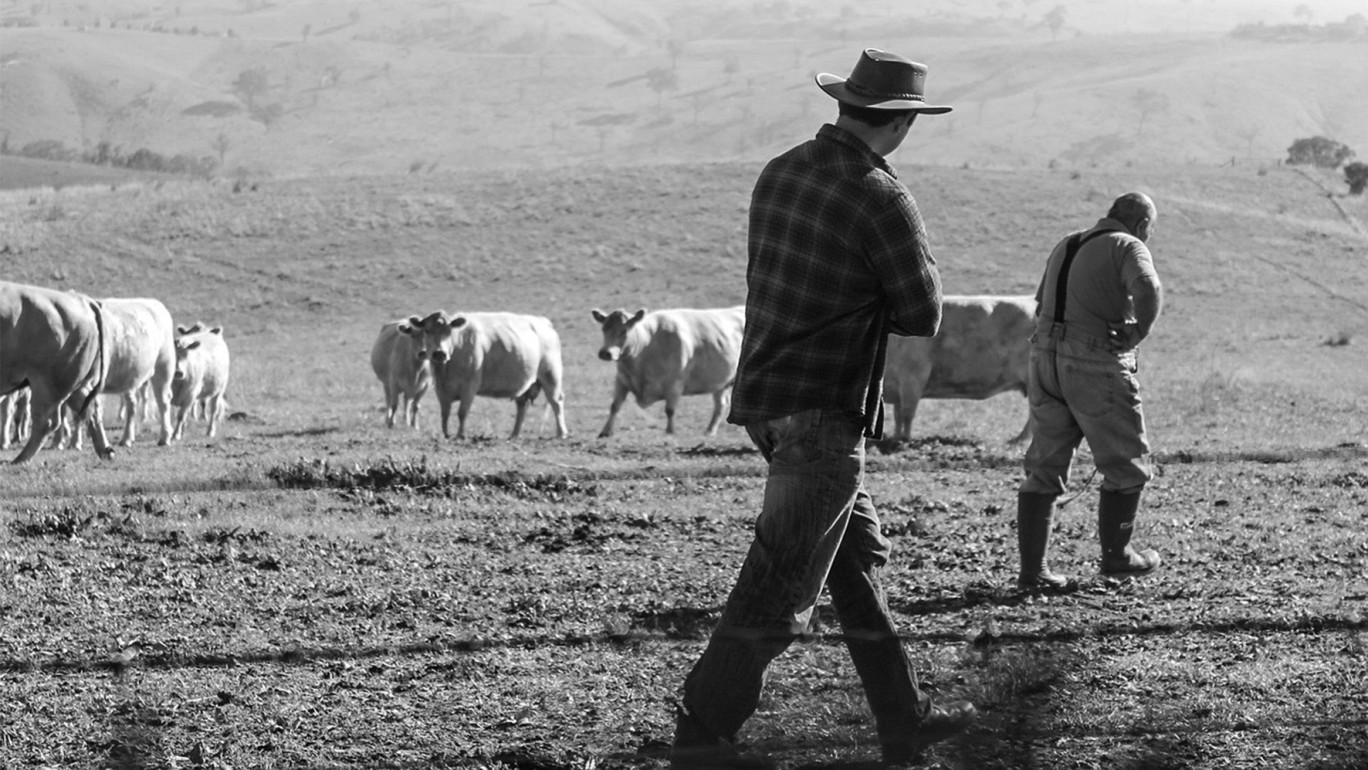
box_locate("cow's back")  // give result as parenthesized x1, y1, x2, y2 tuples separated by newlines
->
(921, 295, 1034, 398)
(100, 298, 175, 393)
(1, 281, 103, 394)
(669, 306, 745, 396)
(447, 312, 558, 398)
(623, 306, 744, 403)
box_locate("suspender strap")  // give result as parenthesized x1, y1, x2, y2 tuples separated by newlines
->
(1052, 229, 1120, 324)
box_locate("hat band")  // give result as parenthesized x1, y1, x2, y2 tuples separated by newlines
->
(845, 80, 924, 102)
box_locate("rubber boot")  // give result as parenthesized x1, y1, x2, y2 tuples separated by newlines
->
(1098, 489, 1161, 575)
(1016, 492, 1074, 591)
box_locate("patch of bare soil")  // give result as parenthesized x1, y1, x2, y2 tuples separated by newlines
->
(1, 442, 1364, 769)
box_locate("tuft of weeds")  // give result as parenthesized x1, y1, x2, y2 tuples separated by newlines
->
(267, 456, 598, 500)
(9, 504, 102, 538)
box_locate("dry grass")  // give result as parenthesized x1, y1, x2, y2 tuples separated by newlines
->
(0, 162, 1366, 768)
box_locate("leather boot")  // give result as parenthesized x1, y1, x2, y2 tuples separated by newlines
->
(1098, 489, 1161, 575)
(1016, 492, 1075, 591)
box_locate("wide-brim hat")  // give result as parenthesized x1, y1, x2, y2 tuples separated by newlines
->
(816, 48, 953, 114)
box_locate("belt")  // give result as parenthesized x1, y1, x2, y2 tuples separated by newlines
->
(1034, 322, 1113, 351)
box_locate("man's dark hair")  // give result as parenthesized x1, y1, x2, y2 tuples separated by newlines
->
(838, 101, 918, 128)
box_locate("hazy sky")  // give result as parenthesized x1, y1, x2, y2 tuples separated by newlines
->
(1018, 0, 1367, 34)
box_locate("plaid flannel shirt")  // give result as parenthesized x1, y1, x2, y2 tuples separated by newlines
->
(728, 124, 943, 438)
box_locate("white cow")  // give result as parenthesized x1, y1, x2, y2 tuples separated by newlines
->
(590, 306, 745, 438)
(59, 297, 176, 449)
(370, 319, 432, 428)
(0, 387, 30, 450)
(171, 325, 231, 440)
(883, 295, 1036, 443)
(402, 311, 568, 440)
(0, 281, 113, 463)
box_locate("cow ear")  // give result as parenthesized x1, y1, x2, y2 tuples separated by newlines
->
(630, 309, 646, 324)
(450, 316, 468, 329)
(407, 315, 424, 329)
(209, 327, 223, 335)
(185, 340, 202, 351)
(591, 309, 606, 323)
(397, 322, 412, 335)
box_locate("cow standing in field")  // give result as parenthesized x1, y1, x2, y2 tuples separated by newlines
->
(590, 306, 745, 438)
(370, 319, 431, 428)
(58, 297, 176, 449)
(883, 295, 1036, 443)
(0, 281, 113, 463)
(171, 325, 231, 440)
(402, 311, 568, 440)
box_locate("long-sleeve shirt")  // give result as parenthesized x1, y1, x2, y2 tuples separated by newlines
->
(728, 123, 942, 438)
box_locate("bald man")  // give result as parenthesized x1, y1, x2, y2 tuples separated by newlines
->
(1015, 192, 1164, 591)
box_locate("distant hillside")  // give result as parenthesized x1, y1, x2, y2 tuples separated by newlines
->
(2, 1, 1366, 178)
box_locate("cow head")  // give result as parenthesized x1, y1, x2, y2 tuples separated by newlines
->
(172, 327, 222, 381)
(403, 311, 468, 365)
(591, 308, 646, 362)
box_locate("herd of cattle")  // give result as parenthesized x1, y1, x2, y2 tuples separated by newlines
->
(3, 277, 1039, 465)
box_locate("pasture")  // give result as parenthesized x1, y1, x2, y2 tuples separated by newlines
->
(1, 161, 1366, 769)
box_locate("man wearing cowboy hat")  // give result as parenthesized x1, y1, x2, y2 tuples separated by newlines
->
(671, 48, 977, 767)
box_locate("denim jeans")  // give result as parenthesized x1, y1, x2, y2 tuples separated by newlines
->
(679, 408, 932, 748)
(1020, 333, 1152, 496)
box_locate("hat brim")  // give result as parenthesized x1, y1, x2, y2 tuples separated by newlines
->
(815, 73, 953, 114)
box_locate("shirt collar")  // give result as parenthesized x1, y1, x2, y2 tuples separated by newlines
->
(816, 124, 897, 179)
(1095, 217, 1132, 235)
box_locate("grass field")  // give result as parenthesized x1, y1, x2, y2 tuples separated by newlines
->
(1, 160, 1366, 768)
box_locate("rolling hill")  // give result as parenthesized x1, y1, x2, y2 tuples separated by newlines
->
(2, 0, 1366, 179)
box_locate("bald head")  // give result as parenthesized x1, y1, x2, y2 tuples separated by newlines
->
(1107, 192, 1157, 243)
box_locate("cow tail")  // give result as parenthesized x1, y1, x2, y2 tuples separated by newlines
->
(74, 299, 107, 420)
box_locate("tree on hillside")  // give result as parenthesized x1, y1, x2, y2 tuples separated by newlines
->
(1132, 88, 1170, 136)
(646, 67, 679, 106)
(1044, 5, 1067, 40)
(212, 132, 231, 166)
(1286, 136, 1355, 168)
(232, 68, 269, 112)
(722, 56, 740, 82)
(1344, 162, 1368, 195)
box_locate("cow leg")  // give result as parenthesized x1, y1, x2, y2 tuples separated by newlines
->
(0, 396, 12, 450)
(437, 395, 453, 438)
(383, 382, 400, 428)
(598, 381, 629, 438)
(205, 394, 225, 437)
(404, 391, 420, 429)
(663, 383, 685, 435)
(532, 371, 568, 439)
(510, 397, 529, 440)
(13, 387, 63, 464)
(704, 387, 731, 435)
(82, 396, 114, 459)
(150, 378, 173, 446)
(119, 391, 138, 447)
(455, 396, 474, 440)
(1008, 413, 1034, 445)
(895, 396, 919, 441)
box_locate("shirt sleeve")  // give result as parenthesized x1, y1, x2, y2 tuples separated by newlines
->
(865, 189, 942, 337)
(1118, 239, 1160, 294)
